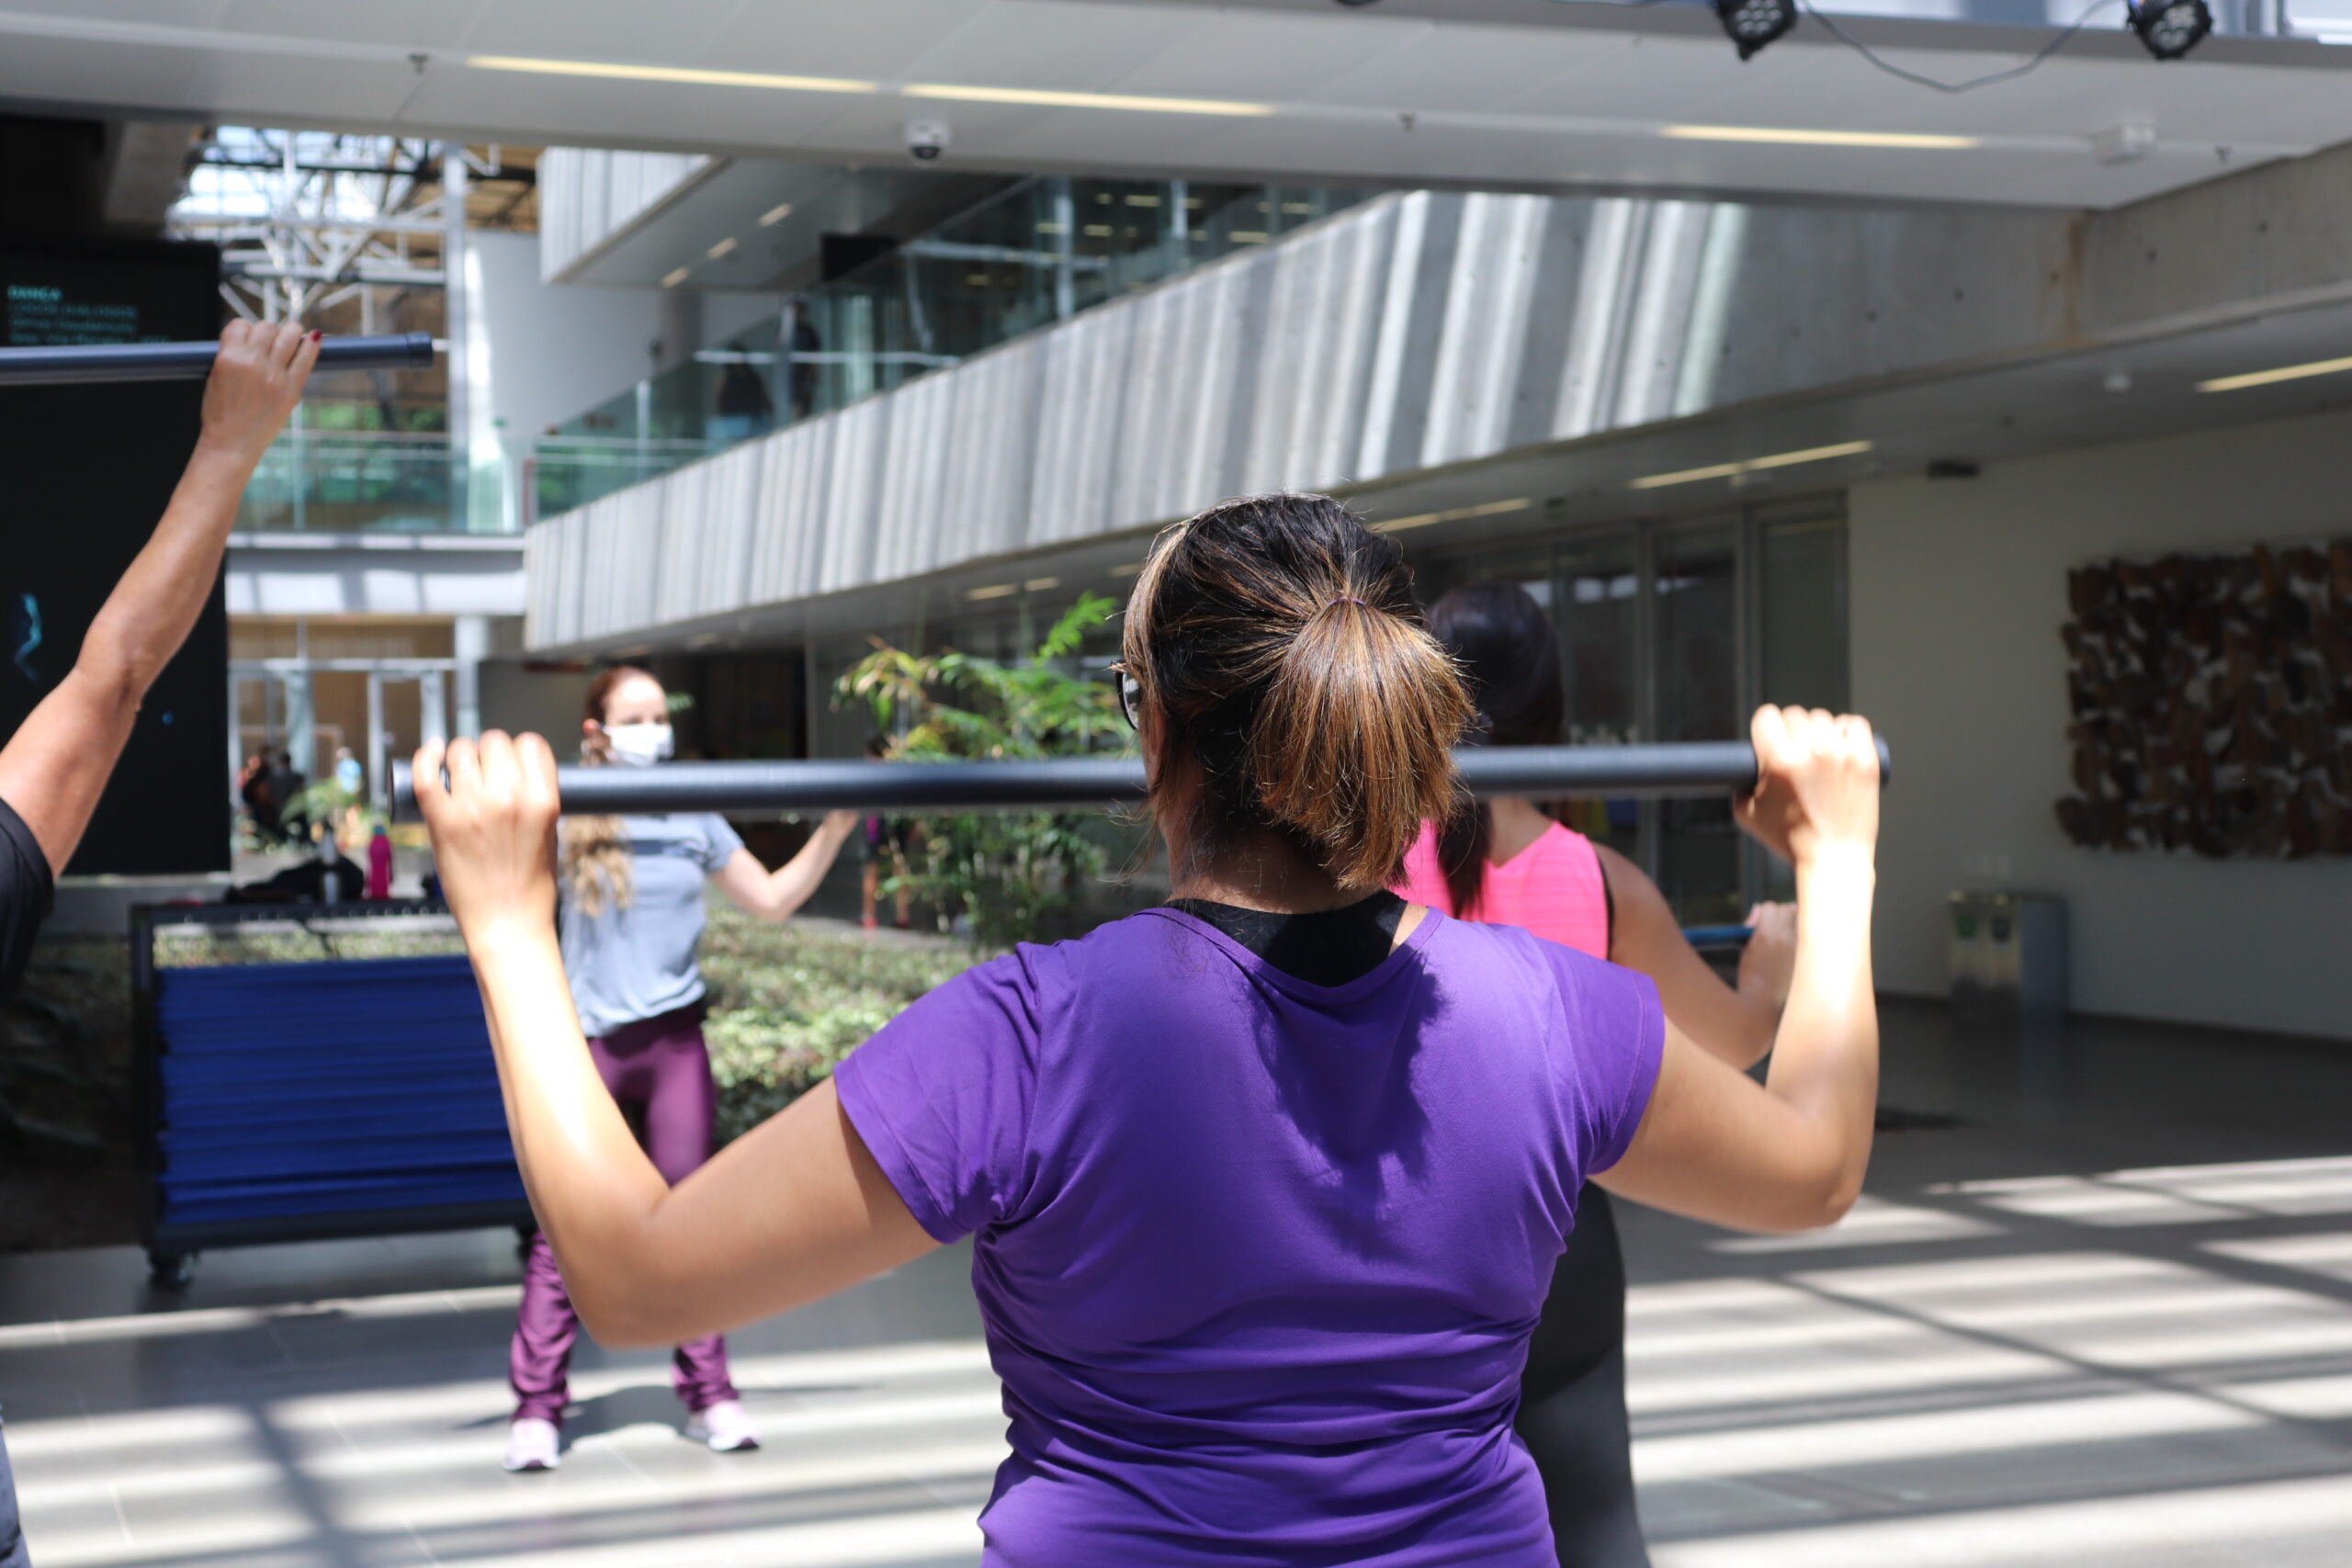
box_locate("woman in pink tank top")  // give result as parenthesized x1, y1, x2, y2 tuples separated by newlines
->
(1396, 582, 1797, 1568)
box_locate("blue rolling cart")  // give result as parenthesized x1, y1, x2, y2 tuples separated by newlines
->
(131, 901, 530, 1287)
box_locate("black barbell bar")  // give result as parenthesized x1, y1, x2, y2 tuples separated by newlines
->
(389, 737, 1890, 825)
(0, 332, 436, 388)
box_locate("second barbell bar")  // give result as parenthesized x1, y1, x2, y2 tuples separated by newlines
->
(0, 332, 437, 388)
(390, 738, 1890, 824)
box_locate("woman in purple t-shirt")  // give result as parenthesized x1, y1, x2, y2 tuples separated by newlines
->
(414, 492, 1883, 1566)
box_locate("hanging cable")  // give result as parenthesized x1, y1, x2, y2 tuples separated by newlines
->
(1793, 0, 2125, 92)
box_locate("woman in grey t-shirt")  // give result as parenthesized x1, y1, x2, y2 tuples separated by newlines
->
(503, 666, 855, 1473)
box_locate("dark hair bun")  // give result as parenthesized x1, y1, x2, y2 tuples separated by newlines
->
(1124, 494, 1472, 890)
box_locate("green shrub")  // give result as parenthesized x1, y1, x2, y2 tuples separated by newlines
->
(153, 923, 467, 967)
(698, 902, 978, 1145)
(135, 909, 974, 1150)
(838, 593, 1139, 950)
(1, 936, 132, 1156)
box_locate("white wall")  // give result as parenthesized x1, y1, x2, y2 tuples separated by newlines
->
(470, 230, 664, 441)
(1850, 407, 2352, 1041)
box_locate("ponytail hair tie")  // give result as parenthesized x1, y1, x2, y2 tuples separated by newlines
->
(1327, 595, 1369, 611)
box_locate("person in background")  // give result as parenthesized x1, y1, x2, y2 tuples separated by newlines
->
(786, 311, 822, 423)
(237, 751, 283, 844)
(415, 491, 1882, 1563)
(332, 745, 366, 849)
(503, 665, 861, 1472)
(0, 321, 318, 1568)
(366, 822, 394, 900)
(1394, 581, 1798, 1568)
(266, 748, 309, 844)
(710, 355, 775, 447)
(857, 736, 912, 931)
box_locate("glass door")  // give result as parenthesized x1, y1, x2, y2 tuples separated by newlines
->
(1752, 508, 1850, 899)
(1652, 524, 1746, 926)
(1409, 494, 1848, 923)
(1549, 531, 1644, 866)
(365, 671, 448, 812)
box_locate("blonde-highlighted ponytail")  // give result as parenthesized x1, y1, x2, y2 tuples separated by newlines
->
(558, 666, 652, 915)
(1124, 494, 1472, 891)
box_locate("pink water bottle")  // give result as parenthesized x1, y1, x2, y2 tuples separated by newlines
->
(367, 824, 394, 900)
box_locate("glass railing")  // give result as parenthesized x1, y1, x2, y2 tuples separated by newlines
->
(535, 175, 1380, 518)
(235, 409, 525, 536)
(237, 431, 467, 534)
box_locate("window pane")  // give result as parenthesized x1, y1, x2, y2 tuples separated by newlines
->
(1555, 534, 1640, 745)
(1654, 526, 1743, 925)
(1761, 516, 1849, 712)
(1758, 514, 1849, 897)
(1550, 533, 1641, 863)
(1655, 526, 1740, 744)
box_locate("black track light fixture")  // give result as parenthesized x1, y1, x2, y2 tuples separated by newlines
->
(1714, 0, 1799, 60)
(2126, 0, 2211, 58)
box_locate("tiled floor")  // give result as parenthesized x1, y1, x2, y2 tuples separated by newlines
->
(6, 1001, 2350, 1566)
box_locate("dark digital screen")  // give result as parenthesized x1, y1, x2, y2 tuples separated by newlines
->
(0, 239, 225, 876)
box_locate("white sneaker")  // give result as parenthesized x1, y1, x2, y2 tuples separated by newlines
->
(503, 1416, 560, 1472)
(684, 1399, 761, 1452)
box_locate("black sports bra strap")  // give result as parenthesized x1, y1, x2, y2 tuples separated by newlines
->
(1163, 891, 1408, 987)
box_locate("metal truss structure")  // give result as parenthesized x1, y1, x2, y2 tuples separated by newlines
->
(164, 128, 530, 327)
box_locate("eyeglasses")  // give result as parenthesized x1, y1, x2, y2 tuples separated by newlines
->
(1112, 662, 1143, 731)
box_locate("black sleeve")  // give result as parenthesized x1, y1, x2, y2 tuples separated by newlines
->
(0, 795, 55, 1006)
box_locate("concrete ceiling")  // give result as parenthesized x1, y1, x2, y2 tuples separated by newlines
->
(4, 1, 2352, 210)
(553, 159, 1014, 290)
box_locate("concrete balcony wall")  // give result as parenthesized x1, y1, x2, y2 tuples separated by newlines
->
(526, 187, 2074, 649)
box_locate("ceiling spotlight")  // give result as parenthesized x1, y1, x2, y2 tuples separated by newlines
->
(1715, 0, 1798, 59)
(2127, 0, 2211, 59)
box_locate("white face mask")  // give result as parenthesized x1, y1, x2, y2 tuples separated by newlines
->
(603, 721, 673, 767)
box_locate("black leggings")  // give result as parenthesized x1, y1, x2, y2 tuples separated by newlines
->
(0, 1424, 26, 1568)
(1515, 1187, 1651, 1568)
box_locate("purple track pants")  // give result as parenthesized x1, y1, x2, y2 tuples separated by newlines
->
(509, 1003, 738, 1424)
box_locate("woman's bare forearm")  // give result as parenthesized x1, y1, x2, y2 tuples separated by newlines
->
(723, 817, 854, 920)
(1599, 858, 1877, 1234)
(0, 435, 276, 869)
(79, 446, 258, 698)
(763, 829, 840, 916)
(0, 323, 314, 872)
(1600, 846, 1779, 1070)
(1758, 849, 1878, 1213)
(466, 920, 672, 1325)
(1593, 709, 1881, 1234)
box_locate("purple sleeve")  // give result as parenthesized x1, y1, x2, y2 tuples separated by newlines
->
(1540, 942, 1665, 1176)
(832, 952, 1040, 1244)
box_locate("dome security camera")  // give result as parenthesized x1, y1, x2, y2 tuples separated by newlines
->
(904, 120, 951, 163)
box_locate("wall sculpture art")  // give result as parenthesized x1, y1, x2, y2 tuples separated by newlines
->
(2056, 539, 2352, 858)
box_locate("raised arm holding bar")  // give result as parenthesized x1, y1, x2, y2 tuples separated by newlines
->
(0, 332, 437, 388)
(389, 737, 1892, 823)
